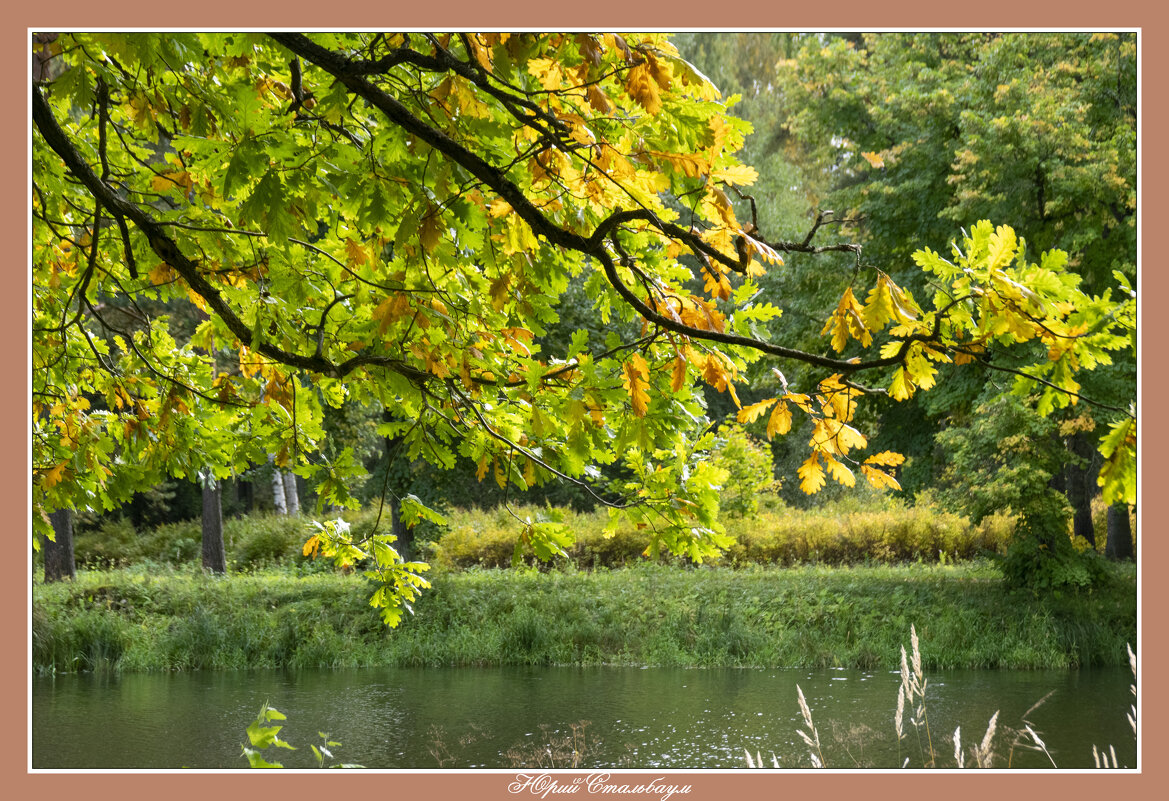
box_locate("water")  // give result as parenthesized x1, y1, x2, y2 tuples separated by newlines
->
(31, 665, 1135, 770)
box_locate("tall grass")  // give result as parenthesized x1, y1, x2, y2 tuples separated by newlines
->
(758, 625, 1137, 770)
(1092, 643, 1137, 769)
(33, 561, 1135, 674)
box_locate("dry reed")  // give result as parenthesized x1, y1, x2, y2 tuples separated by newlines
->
(745, 627, 1136, 770)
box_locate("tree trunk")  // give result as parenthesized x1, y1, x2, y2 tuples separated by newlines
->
(282, 471, 300, 516)
(235, 475, 254, 515)
(201, 482, 228, 574)
(391, 493, 410, 561)
(1066, 431, 1095, 547)
(270, 457, 288, 515)
(43, 508, 76, 582)
(384, 407, 413, 561)
(1105, 504, 1134, 560)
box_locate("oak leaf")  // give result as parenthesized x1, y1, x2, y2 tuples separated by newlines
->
(626, 63, 662, 115)
(766, 400, 793, 439)
(737, 397, 777, 425)
(798, 453, 826, 494)
(622, 353, 651, 417)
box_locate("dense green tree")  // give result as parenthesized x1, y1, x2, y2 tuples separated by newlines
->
(931, 395, 1107, 589)
(772, 32, 1137, 530)
(33, 33, 1133, 619)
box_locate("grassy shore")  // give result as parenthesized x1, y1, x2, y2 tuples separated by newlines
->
(33, 560, 1135, 675)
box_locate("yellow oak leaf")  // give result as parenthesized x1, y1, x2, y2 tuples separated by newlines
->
(345, 238, 371, 267)
(466, 34, 493, 72)
(737, 397, 777, 425)
(784, 392, 815, 414)
(706, 186, 738, 228)
(739, 230, 783, 266)
(488, 197, 513, 219)
(649, 150, 709, 178)
(839, 423, 868, 453)
(766, 400, 793, 439)
(622, 353, 651, 417)
(150, 170, 194, 194)
(862, 276, 895, 331)
(644, 50, 673, 91)
(302, 534, 320, 558)
(822, 287, 870, 352)
(798, 453, 826, 494)
(373, 293, 411, 335)
(670, 355, 688, 393)
(625, 63, 662, 115)
(711, 164, 759, 186)
(489, 273, 512, 311)
(702, 266, 732, 301)
(420, 207, 443, 254)
(147, 262, 176, 286)
(824, 454, 856, 487)
(889, 367, 914, 401)
(987, 224, 1018, 269)
(186, 287, 208, 312)
(861, 464, 901, 491)
(586, 84, 612, 113)
(864, 451, 906, 468)
(43, 462, 69, 489)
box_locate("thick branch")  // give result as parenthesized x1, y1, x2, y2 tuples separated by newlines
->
(268, 33, 590, 256)
(269, 34, 925, 377)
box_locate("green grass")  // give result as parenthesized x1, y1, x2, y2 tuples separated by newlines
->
(33, 560, 1136, 675)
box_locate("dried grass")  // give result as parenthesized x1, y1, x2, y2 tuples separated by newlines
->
(745, 628, 1137, 770)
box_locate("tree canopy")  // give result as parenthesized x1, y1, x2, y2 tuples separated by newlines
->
(764, 32, 1137, 500)
(32, 32, 1135, 622)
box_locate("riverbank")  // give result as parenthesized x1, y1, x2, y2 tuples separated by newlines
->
(32, 561, 1136, 674)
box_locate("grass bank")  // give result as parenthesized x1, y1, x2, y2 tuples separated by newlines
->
(33, 561, 1135, 674)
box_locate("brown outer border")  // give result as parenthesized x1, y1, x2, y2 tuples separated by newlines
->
(10, 5, 1159, 800)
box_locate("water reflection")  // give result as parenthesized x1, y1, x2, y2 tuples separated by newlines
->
(32, 665, 1135, 770)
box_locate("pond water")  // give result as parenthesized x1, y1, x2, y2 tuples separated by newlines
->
(32, 665, 1135, 770)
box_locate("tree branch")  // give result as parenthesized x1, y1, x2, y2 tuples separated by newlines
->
(33, 83, 427, 386)
(268, 34, 934, 378)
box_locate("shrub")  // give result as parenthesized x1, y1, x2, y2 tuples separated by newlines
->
(141, 520, 201, 564)
(431, 506, 657, 569)
(227, 514, 311, 569)
(708, 423, 776, 518)
(431, 502, 1012, 569)
(74, 518, 140, 567)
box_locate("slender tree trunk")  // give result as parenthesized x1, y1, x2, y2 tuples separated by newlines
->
(235, 475, 254, 515)
(201, 482, 228, 574)
(43, 508, 76, 582)
(384, 407, 413, 561)
(1105, 504, 1134, 560)
(391, 492, 410, 560)
(282, 471, 300, 516)
(1066, 431, 1095, 547)
(270, 457, 288, 515)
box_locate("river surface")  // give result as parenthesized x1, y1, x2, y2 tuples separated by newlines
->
(31, 665, 1136, 770)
